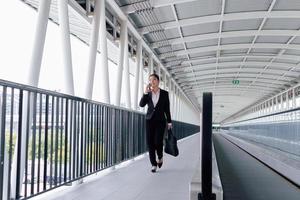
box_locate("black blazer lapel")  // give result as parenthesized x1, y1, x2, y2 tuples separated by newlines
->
(149, 92, 154, 108)
(156, 90, 164, 107)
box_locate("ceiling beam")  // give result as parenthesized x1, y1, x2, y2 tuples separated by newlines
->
(159, 43, 300, 59)
(151, 30, 300, 48)
(175, 68, 298, 79)
(193, 92, 268, 98)
(183, 84, 283, 93)
(180, 79, 287, 87)
(165, 54, 300, 67)
(176, 73, 293, 83)
(139, 11, 300, 34)
(121, 0, 197, 14)
(170, 61, 298, 73)
(182, 81, 283, 88)
(185, 85, 280, 92)
(176, 54, 300, 66)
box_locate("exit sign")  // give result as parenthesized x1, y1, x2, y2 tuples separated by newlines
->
(232, 79, 240, 85)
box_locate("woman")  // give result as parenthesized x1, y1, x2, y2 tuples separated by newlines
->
(139, 74, 172, 173)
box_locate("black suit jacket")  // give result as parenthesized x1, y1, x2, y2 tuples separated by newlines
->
(139, 89, 172, 123)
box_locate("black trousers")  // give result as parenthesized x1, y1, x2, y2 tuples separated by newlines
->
(146, 119, 166, 166)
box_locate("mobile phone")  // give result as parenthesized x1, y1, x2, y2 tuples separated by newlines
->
(148, 83, 151, 90)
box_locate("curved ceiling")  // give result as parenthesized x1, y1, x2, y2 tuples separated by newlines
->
(22, 0, 300, 123)
(116, 0, 300, 122)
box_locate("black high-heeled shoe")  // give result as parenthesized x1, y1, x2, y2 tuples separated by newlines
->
(157, 159, 163, 168)
(151, 166, 157, 173)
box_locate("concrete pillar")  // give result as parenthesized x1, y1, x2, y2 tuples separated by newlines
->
(172, 82, 176, 119)
(85, 0, 101, 99)
(58, 0, 75, 95)
(123, 22, 131, 109)
(139, 52, 145, 112)
(149, 55, 154, 75)
(98, 0, 110, 104)
(133, 40, 142, 110)
(163, 71, 167, 90)
(115, 20, 127, 106)
(157, 64, 161, 79)
(11, 1, 52, 198)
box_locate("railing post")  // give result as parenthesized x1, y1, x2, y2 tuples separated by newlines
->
(198, 92, 216, 200)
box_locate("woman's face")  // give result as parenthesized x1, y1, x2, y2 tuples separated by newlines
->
(149, 75, 159, 88)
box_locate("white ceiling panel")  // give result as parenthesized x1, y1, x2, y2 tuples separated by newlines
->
(273, 58, 299, 64)
(153, 6, 175, 23)
(273, 0, 300, 11)
(250, 48, 280, 54)
(246, 57, 272, 62)
(189, 51, 216, 58)
(221, 49, 248, 54)
(182, 22, 219, 37)
(175, 0, 221, 19)
(225, 0, 273, 13)
(164, 28, 181, 39)
(186, 39, 218, 49)
(255, 36, 290, 43)
(263, 18, 300, 30)
(284, 49, 300, 55)
(223, 19, 262, 31)
(221, 36, 254, 45)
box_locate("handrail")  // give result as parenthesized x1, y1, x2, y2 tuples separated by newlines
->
(0, 79, 199, 199)
(223, 106, 300, 126)
(0, 79, 144, 115)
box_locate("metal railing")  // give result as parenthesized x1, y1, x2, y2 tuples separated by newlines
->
(0, 79, 199, 200)
(222, 107, 300, 158)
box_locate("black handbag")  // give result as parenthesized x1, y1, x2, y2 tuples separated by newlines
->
(164, 129, 179, 157)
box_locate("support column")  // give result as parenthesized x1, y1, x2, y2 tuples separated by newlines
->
(99, 0, 110, 103)
(276, 96, 279, 112)
(28, 0, 52, 86)
(168, 77, 172, 92)
(172, 82, 176, 119)
(139, 53, 145, 112)
(177, 89, 180, 121)
(58, 0, 75, 95)
(180, 93, 183, 121)
(163, 71, 167, 90)
(149, 55, 154, 75)
(115, 20, 127, 106)
(85, 0, 101, 99)
(11, 1, 52, 198)
(281, 94, 283, 111)
(174, 87, 178, 120)
(169, 79, 173, 113)
(123, 22, 131, 109)
(176, 88, 179, 121)
(157, 64, 161, 78)
(286, 92, 288, 110)
(177, 88, 179, 121)
(178, 92, 181, 121)
(293, 89, 296, 108)
(133, 40, 142, 110)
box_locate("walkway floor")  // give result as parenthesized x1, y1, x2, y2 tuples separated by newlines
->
(36, 133, 200, 200)
(213, 133, 300, 200)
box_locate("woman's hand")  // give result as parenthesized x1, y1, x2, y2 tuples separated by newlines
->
(145, 84, 151, 93)
(167, 123, 172, 130)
